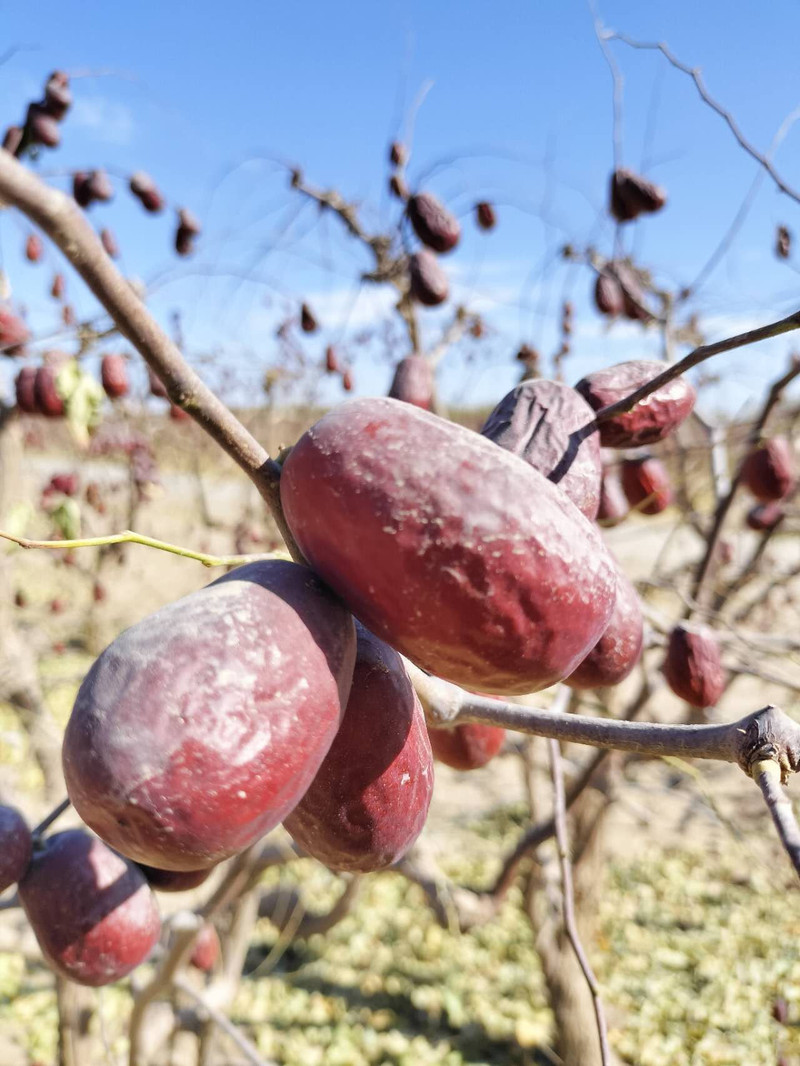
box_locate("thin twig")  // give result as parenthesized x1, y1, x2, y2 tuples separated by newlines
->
(604, 29, 800, 206)
(753, 760, 800, 881)
(31, 797, 71, 838)
(173, 976, 276, 1066)
(548, 738, 611, 1065)
(0, 528, 286, 569)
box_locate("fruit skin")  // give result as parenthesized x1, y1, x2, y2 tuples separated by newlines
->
(15, 367, 38, 413)
(0, 805, 32, 893)
(475, 202, 496, 231)
(34, 366, 64, 417)
(388, 355, 434, 410)
(480, 379, 602, 520)
(575, 360, 696, 448)
(427, 720, 505, 771)
(139, 864, 214, 893)
(280, 397, 616, 695)
(190, 924, 220, 972)
(597, 470, 628, 526)
(101, 353, 129, 399)
(284, 624, 433, 872)
(407, 192, 460, 253)
(620, 456, 672, 515)
(662, 625, 725, 709)
(740, 437, 796, 502)
(63, 560, 357, 870)
(567, 566, 643, 689)
(0, 310, 30, 356)
(408, 250, 448, 306)
(746, 501, 785, 531)
(609, 168, 667, 222)
(18, 829, 160, 987)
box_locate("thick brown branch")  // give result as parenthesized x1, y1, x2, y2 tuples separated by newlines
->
(0, 151, 301, 558)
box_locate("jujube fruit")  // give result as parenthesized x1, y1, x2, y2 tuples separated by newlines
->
(594, 273, 624, 317)
(280, 397, 617, 694)
(148, 366, 169, 399)
(575, 360, 696, 448)
(25, 234, 43, 263)
(388, 355, 434, 410)
(740, 437, 796, 502)
(0, 309, 30, 356)
(389, 141, 408, 167)
(34, 366, 65, 417)
(190, 923, 220, 972)
(662, 624, 725, 709)
(475, 202, 496, 231)
(101, 353, 129, 399)
(746, 501, 784, 532)
(43, 72, 71, 121)
(609, 168, 667, 222)
(620, 456, 672, 515)
(407, 192, 460, 254)
(15, 367, 37, 412)
(63, 560, 357, 870)
(596, 469, 628, 526)
(27, 105, 60, 149)
(100, 228, 119, 258)
(480, 379, 602, 520)
(284, 624, 433, 872)
(427, 719, 505, 772)
(0, 805, 32, 893)
(567, 566, 643, 689)
(129, 171, 164, 213)
(300, 302, 318, 333)
(409, 250, 448, 306)
(19, 829, 161, 987)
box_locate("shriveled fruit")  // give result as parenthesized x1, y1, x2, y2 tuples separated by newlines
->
(614, 263, 652, 322)
(50, 273, 65, 300)
(407, 192, 460, 253)
(740, 437, 796, 502)
(480, 379, 601, 520)
(101, 353, 129, 399)
(776, 225, 792, 260)
(567, 567, 643, 689)
(43, 71, 71, 120)
(389, 141, 408, 167)
(190, 924, 220, 972)
(280, 397, 617, 694)
(594, 273, 624, 317)
(63, 560, 357, 870)
(389, 174, 408, 200)
(0, 805, 32, 893)
(662, 624, 725, 709)
(284, 624, 433, 872)
(408, 250, 448, 306)
(129, 171, 164, 213)
(0, 309, 29, 356)
(27, 105, 60, 149)
(475, 202, 496, 231)
(300, 302, 318, 333)
(34, 366, 64, 417)
(746, 501, 785, 531)
(575, 360, 696, 448)
(427, 719, 505, 771)
(325, 346, 339, 373)
(19, 829, 160, 986)
(342, 369, 353, 392)
(609, 168, 667, 222)
(139, 864, 214, 893)
(25, 234, 43, 263)
(2, 126, 22, 154)
(620, 456, 672, 514)
(15, 367, 37, 412)
(388, 355, 434, 410)
(597, 469, 628, 525)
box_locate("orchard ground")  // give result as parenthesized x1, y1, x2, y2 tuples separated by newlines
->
(0, 407, 798, 1066)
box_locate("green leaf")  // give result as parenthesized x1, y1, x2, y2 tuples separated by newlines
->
(56, 360, 105, 447)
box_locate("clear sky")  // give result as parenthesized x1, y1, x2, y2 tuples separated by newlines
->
(1, 0, 799, 416)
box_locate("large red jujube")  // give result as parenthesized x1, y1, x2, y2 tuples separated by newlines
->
(740, 437, 796, 502)
(19, 829, 161, 987)
(284, 624, 434, 872)
(0, 805, 32, 892)
(280, 397, 617, 695)
(480, 379, 602, 520)
(407, 192, 460, 253)
(662, 624, 725, 709)
(620, 456, 672, 515)
(63, 560, 357, 870)
(388, 355, 434, 410)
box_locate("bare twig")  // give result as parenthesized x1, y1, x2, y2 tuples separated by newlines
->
(31, 797, 71, 838)
(604, 29, 800, 206)
(753, 760, 800, 881)
(174, 976, 276, 1066)
(548, 738, 611, 1065)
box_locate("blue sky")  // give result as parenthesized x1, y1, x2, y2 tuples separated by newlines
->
(1, 0, 800, 415)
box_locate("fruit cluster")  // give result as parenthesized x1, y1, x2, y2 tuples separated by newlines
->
(2, 355, 785, 989)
